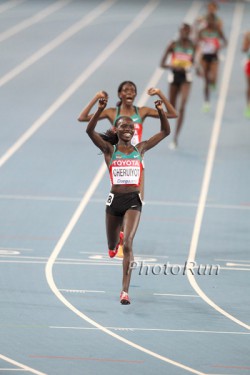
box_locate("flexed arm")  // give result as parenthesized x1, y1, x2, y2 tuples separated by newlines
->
(86, 98, 113, 155)
(160, 41, 174, 70)
(137, 100, 170, 155)
(78, 91, 108, 122)
(139, 87, 178, 120)
(140, 87, 178, 119)
(147, 87, 178, 118)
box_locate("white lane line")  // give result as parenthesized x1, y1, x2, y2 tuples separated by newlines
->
(49, 326, 250, 335)
(187, 2, 250, 331)
(226, 262, 250, 267)
(0, 260, 121, 266)
(0, 255, 111, 261)
(0, 194, 81, 202)
(0, 250, 20, 255)
(1, 194, 250, 211)
(0, 0, 71, 43)
(146, 201, 250, 211)
(217, 267, 250, 271)
(0, 0, 25, 14)
(45, 3, 207, 373)
(0, 354, 47, 375)
(215, 259, 250, 263)
(2, 259, 250, 271)
(0, 247, 32, 250)
(0, 254, 164, 260)
(0, 260, 47, 264)
(0, 0, 158, 170)
(59, 289, 105, 293)
(205, 203, 250, 210)
(0, 0, 116, 87)
(80, 251, 169, 258)
(154, 293, 200, 298)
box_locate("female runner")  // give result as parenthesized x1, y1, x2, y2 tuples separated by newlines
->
(196, 14, 227, 111)
(160, 23, 196, 149)
(78, 82, 177, 255)
(242, 31, 250, 118)
(86, 97, 170, 304)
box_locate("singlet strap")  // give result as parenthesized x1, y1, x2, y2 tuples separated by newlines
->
(114, 144, 140, 156)
(134, 106, 140, 116)
(132, 145, 142, 157)
(114, 106, 142, 126)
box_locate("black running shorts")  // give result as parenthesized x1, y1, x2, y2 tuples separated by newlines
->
(106, 192, 142, 217)
(172, 70, 187, 85)
(202, 53, 218, 63)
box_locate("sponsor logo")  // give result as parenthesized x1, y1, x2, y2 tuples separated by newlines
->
(113, 159, 140, 167)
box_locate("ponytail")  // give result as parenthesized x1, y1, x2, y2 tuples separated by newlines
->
(99, 129, 118, 145)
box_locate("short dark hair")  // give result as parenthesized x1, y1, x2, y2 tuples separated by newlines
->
(114, 115, 133, 128)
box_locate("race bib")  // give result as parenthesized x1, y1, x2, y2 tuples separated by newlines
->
(110, 159, 141, 185)
(201, 38, 219, 54)
(106, 193, 114, 206)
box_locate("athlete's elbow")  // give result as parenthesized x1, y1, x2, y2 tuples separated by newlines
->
(166, 111, 178, 119)
(78, 116, 87, 122)
(86, 127, 92, 135)
(163, 128, 170, 138)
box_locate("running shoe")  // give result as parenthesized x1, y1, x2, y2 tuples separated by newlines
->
(202, 102, 211, 113)
(119, 231, 124, 243)
(209, 83, 216, 91)
(117, 231, 124, 258)
(244, 106, 250, 119)
(120, 291, 130, 305)
(169, 141, 177, 150)
(109, 232, 124, 258)
(108, 244, 119, 258)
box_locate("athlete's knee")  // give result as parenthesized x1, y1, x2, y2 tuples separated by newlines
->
(123, 235, 133, 254)
(179, 103, 186, 113)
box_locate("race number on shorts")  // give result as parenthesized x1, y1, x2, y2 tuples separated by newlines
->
(106, 193, 114, 206)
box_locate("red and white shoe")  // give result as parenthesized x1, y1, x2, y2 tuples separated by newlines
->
(119, 231, 124, 243)
(117, 231, 124, 258)
(108, 232, 124, 258)
(108, 245, 119, 258)
(120, 291, 130, 305)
